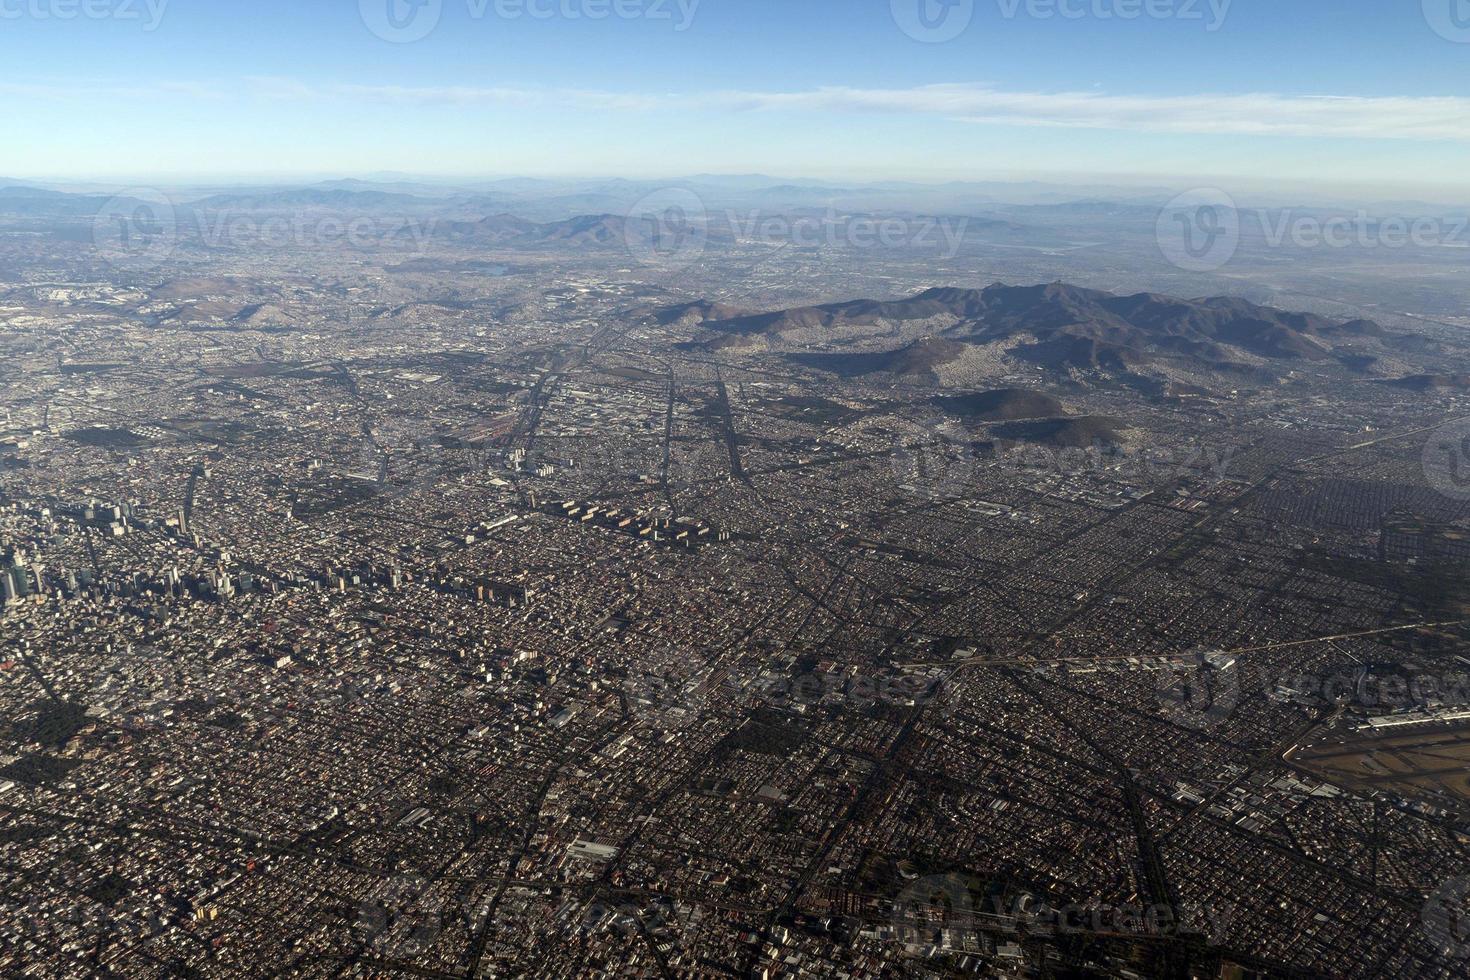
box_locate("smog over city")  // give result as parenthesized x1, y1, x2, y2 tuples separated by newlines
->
(3, 2, 1470, 978)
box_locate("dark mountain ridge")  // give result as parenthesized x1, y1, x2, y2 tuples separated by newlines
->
(668, 283, 1388, 376)
(933, 388, 1066, 421)
(789, 336, 969, 379)
(1377, 374, 1470, 391)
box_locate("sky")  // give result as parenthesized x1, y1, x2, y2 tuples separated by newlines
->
(2, 0, 1469, 192)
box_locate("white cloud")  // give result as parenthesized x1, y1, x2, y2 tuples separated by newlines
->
(13, 77, 1470, 142)
(748, 85, 1470, 141)
(269, 80, 1470, 141)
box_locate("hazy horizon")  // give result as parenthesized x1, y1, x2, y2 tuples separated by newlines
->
(4, 1, 1469, 189)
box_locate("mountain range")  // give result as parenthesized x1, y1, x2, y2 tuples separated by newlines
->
(431, 212, 736, 249)
(662, 283, 1393, 383)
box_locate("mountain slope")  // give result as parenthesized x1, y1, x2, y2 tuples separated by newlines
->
(664, 283, 1390, 381)
(789, 337, 969, 379)
(933, 388, 1065, 421)
(993, 416, 1130, 448)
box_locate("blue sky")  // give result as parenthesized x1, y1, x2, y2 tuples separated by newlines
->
(2, 0, 1468, 190)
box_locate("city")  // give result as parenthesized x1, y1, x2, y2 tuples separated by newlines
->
(4, 2, 1470, 978)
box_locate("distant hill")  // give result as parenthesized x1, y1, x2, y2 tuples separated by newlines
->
(1377, 374, 1470, 391)
(698, 286, 993, 339)
(790, 336, 969, 380)
(993, 416, 1129, 449)
(190, 188, 433, 209)
(312, 178, 450, 197)
(435, 212, 734, 250)
(1014, 335, 1142, 372)
(0, 186, 130, 217)
(534, 213, 637, 246)
(439, 213, 541, 243)
(934, 388, 1064, 421)
(668, 282, 1390, 382)
(656, 300, 746, 326)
